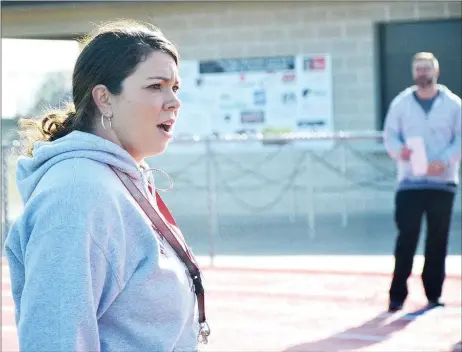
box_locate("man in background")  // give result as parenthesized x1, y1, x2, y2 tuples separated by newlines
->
(383, 52, 461, 313)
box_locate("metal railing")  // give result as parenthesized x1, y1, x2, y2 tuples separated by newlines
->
(2, 132, 460, 261)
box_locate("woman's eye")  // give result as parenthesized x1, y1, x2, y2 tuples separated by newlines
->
(149, 84, 162, 90)
(172, 85, 180, 92)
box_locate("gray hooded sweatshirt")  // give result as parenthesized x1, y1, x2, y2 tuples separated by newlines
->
(4, 131, 200, 351)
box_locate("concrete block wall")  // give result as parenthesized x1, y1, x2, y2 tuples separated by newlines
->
(2, 2, 461, 220)
(150, 1, 461, 131)
(3, 2, 461, 132)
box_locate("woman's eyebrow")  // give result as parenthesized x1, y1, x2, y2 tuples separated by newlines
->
(147, 76, 171, 81)
(146, 76, 181, 84)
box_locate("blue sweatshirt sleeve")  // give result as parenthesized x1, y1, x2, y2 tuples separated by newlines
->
(383, 98, 405, 161)
(17, 224, 121, 352)
(439, 100, 462, 165)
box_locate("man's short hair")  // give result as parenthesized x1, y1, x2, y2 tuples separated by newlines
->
(413, 52, 439, 70)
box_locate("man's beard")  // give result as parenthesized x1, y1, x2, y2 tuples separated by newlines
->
(414, 76, 433, 88)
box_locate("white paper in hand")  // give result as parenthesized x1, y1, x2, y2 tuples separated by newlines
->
(406, 136, 428, 176)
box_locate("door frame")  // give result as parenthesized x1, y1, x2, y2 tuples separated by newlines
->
(375, 18, 461, 130)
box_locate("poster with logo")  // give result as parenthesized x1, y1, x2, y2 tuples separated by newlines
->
(170, 61, 214, 154)
(294, 54, 334, 149)
(168, 54, 333, 154)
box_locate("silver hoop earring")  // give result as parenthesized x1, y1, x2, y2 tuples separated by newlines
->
(101, 114, 112, 130)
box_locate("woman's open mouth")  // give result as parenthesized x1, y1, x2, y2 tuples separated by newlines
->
(157, 120, 174, 137)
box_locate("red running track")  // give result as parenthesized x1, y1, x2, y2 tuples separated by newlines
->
(2, 258, 461, 351)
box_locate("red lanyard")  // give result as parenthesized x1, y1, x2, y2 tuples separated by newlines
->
(111, 166, 210, 344)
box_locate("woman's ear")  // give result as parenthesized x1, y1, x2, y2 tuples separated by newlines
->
(92, 84, 113, 117)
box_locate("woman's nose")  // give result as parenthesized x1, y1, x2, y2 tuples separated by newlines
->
(164, 95, 181, 111)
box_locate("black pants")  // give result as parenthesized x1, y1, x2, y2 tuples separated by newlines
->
(389, 189, 455, 303)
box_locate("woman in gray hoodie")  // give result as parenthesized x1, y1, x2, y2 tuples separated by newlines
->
(4, 19, 208, 351)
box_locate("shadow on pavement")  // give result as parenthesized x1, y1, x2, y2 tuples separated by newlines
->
(282, 305, 439, 352)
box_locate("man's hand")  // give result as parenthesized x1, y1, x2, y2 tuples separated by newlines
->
(400, 146, 413, 160)
(427, 160, 446, 176)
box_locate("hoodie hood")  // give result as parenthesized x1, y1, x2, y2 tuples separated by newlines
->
(404, 84, 454, 98)
(16, 131, 152, 204)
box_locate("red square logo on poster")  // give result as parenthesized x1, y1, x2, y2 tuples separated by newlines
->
(311, 57, 325, 70)
(306, 57, 326, 71)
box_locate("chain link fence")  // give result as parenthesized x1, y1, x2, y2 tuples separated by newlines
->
(2, 133, 461, 259)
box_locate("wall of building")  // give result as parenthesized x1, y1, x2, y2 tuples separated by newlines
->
(3, 1, 461, 131)
(2, 2, 461, 220)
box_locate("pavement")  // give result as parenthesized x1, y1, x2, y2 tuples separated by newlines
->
(3, 255, 461, 352)
(176, 211, 462, 257)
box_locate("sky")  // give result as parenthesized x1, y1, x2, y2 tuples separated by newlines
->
(2, 39, 80, 118)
